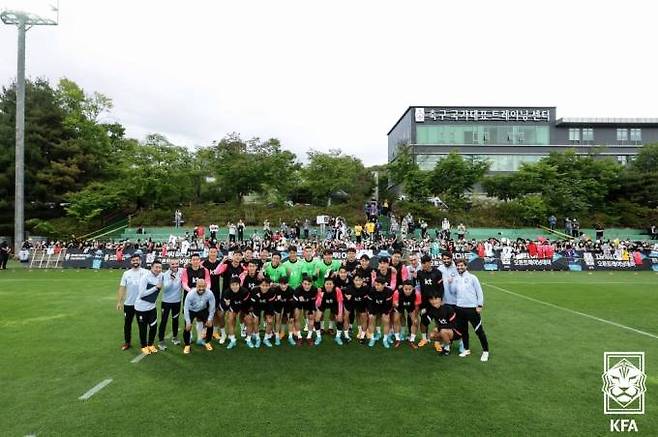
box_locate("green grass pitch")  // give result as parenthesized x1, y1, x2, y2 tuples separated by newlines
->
(1, 269, 657, 436)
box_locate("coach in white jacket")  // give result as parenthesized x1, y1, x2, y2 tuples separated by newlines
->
(454, 258, 490, 362)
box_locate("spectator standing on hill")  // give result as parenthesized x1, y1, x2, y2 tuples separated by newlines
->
(237, 219, 245, 242)
(595, 224, 604, 241)
(441, 218, 450, 240)
(564, 218, 572, 237)
(209, 223, 219, 240)
(457, 223, 466, 240)
(0, 240, 10, 270)
(572, 219, 580, 238)
(228, 222, 237, 243)
(548, 215, 557, 230)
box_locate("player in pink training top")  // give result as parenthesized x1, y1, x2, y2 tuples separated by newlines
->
(312, 277, 344, 346)
(392, 280, 422, 349)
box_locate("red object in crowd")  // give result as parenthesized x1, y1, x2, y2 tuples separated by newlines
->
(528, 241, 538, 258)
(161, 246, 168, 257)
(632, 251, 643, 266)
(476, 243, 485, 258)
(544, 244, 554, 259)
(116, 247, 124, 262)
(196, 226, 205, 238)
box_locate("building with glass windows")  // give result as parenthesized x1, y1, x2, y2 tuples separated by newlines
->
(387, 106, 658, 173)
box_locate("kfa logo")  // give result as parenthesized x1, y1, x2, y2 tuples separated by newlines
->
(602, 352, 646, 433)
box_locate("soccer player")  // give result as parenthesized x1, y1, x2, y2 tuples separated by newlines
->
(203, 248, 224, 342)
(214, 250, 245, 344)
(240, 260, 261, 338)
(135, 260, 164, 355)
(274, 277, 296, 346)
(116, 254, 147, 350)
(313, 277, 345, 346)
(438, 252, 463, 354)
(263, 252, 287, 283)
(248, 278, 277, 348)
(355, 254, 373, 287)
(181, 253, 211, 344)
(390, 250, 409, 291)
(392, 280, 421, 348)
(300, 246, 318, 281)
(426, 294, 461, 356)
(416, 255, 443, 348)
(282, 246, 304, 289)
(314, 249, 341, 334)
(343, 247, 359, 274)
(371, 256, 397, 290)
(314, 249, 341, 288)
(295, 275, 319, 346)
(157, 259, 183, 350)
(366, 276, 394, 348)
(223, 277, 251, 349)
(454, 259, 490, 362)
(342, 273, 370, 343)
(182, 278, 215, 354)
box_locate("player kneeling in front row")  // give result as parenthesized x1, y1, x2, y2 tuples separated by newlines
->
(248, 278, 277, 348)
(392, 280, 421, 348)
(313, 277, 345, 346)
(426, 294, 461, 356)
(223, 278, 252, 349)
(366, 277, 394, 348)
(183, 279, 215, 354)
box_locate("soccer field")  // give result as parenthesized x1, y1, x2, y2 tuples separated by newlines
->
(1, 269, 657, 436)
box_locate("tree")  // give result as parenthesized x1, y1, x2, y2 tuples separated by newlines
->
(426, 151, 489, 201)
(301, 149, 373, 206)
(385, 145, 430, 202)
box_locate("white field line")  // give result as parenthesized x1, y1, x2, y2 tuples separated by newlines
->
(131, 353, 146, 364)
(78, 378, 113, 401)
(483, 282, 658, 340)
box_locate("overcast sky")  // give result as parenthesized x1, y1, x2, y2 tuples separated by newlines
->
(1, 0, 656, 165)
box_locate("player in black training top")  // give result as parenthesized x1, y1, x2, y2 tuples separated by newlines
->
(247, 278, 276, 349)
(426, 294, 461, 356)
(342, 247, 359, 275)
(355, 254, 373, 287)
(274, 277, 296, 346)
(203, 247, 224, 343)
(342, 273, 370, 343)
(366, 276, 394, 349)
(392, 280, 422, 349)
(295, 275, 318, 346)
(222, 277, 251, 349)
(415, 254, 444, 348)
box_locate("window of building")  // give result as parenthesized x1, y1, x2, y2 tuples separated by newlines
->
(582, 128, 594, 142)
(616, 128, 628, 142)
(415, 125, 550, 145)
(568, 128, 580, 142)
(630, 128, 642, 142)
(617, 155, 628, 165)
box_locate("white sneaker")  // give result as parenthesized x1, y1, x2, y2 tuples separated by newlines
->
(459, 350, 471, 358)
(172, 337, 181, 346)
(480, 351, 489, 362)
(219, 334, 227, 345)
(240, 326, 246, 338)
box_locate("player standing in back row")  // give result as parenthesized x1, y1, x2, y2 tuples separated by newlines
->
(116, 254, 147, 350)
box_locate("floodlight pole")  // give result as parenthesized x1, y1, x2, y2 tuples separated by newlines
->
(2, 5, 58, 254)
(14, 15, 26, 254)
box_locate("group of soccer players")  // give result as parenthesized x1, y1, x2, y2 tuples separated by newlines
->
(116, 246, 491, 361)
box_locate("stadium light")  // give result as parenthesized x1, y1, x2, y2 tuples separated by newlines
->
(1, 1, 58, 254)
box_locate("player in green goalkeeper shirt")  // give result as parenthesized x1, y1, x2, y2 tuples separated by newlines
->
(282, 245, 304, 289)
(314, 249, 342, 288)
(300, 246, 318, 282)
(263, 252, 287, 283)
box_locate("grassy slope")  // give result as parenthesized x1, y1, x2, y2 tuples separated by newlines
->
(1, 270, 657, 436)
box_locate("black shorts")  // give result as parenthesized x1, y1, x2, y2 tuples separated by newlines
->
(296, 300, 316, 315)
(344, 298, 356, 314)
(275, 301, 295, 318)
(253, 305, 275, 318)
(188, 309, 210, 324)
(368, 303, 392, 316)
(317, 302, 339, 315)
(435, 327, 462, 340)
